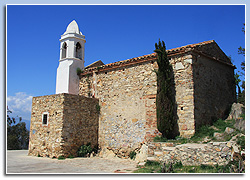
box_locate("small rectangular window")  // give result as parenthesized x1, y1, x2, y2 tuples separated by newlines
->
(42, 113, 48, 125)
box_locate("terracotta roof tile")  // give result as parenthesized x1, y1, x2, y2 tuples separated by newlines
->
(82, 40, 233, 75)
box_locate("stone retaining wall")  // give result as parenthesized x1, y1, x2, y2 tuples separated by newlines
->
(147, 142, 235, 166)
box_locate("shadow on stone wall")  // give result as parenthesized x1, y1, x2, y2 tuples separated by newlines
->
(192, 54, 236, 130)
(61, 94, 100, 158)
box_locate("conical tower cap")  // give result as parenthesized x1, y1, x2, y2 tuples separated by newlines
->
(64, 20, 82, 34)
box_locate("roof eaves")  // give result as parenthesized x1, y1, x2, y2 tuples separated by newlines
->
(80, 40, 228, 75)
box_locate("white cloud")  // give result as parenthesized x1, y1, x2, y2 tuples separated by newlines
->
(7, 92, 33, 120)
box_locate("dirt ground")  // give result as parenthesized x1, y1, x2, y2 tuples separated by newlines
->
(6, 150, 138, 174)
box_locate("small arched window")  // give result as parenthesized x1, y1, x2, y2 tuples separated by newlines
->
(76, 42, 82, 60)
(62, 42, 67, 59)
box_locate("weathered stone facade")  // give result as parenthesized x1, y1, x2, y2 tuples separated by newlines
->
(29, 40, 236, 159)
(192, 46, 236, 128)
(78, 40, 235, 154)
(28, 93, 99, 158)
(147, 141, 235, 166)
(80, 60, 160, 153)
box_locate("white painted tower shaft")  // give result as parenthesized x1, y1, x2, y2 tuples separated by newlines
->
(56, 20, 86, 95)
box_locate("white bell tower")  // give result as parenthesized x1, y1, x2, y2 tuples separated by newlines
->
(56, 20, 86, 95)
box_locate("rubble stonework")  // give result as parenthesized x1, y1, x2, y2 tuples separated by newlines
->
(79, 54, 196, 152)
(28, 93, 99, 158)
(147, 141, 238, 166)
(79, 40, 235, 154)
(29, 40, 236, 160)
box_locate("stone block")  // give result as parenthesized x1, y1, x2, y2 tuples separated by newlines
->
(213, 133, 223, 140)
(162, 147, 175, 151)
(224, 127, 235, 134)
(212, 142, 221, 146)
(184, 59, 192, 64)
(227, 103, 244, 120)
(154, 151, 163, 156)
(132, 118, 138, 123)
(175, 62, 185, 70)
(180, 124, 187, 130)
(147, 156, 156, 161)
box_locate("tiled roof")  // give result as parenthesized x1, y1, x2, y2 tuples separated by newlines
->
(81, 40, 234, 75)
(85, 60, 105, 69)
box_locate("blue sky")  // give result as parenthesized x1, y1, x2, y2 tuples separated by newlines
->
(6, 5, 245, 125)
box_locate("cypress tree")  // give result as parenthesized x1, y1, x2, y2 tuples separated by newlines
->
(154, 40, 176, 139)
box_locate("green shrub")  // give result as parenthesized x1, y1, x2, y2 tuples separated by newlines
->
(92, 145, 99, 154)
(58, 155, 65, 160)
(173, 161, 183, 169)
(67, 155, 75, 159)
(77, 143, 93, 157)
(237, 136, 245, 150)
(200, 164, 214, 170)
(96, 104, 101, 113)
(240, 113, 245, 120)
(129, 151, 137, 160)
(76, 67, 83, 75)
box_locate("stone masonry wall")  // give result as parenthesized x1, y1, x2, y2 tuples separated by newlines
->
(28, 94, 65, 158)
(148, 142, 233, 166)
(80, 61, 160, 155)
(192, 53, 236, 128)
(79, 53, 196, 155)
(61, 93, 99, 157)
(28, 93, 99, 158)
(171, 54, 195, 138)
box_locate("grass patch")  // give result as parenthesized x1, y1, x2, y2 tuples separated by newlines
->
(194, 125, 215, 138)
(213, 119, 234, 132)
(173, 165, 219, 173)
(134, 161, 162, 173)
(154, 136, 168, 142)
(133, 160, 244, 173)
(237, 136, 245, 150)
(145, 160, 161, 166)
(154, 118, 242, 144)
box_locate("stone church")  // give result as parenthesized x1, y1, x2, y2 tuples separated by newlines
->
(28, 20, 236, 158)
